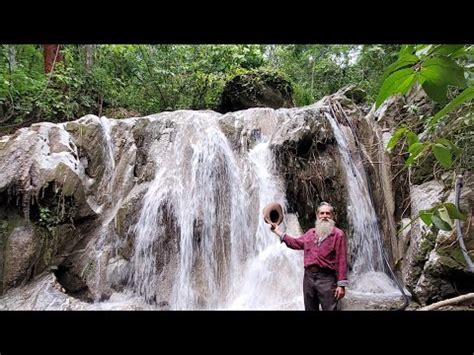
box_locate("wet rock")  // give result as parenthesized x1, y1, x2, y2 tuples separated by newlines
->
(106, 256, 130, 292)
(3, 223, 37, 289)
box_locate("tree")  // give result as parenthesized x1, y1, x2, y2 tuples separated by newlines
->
(85, 45, 94, 73)
(43, 44, 63, 73)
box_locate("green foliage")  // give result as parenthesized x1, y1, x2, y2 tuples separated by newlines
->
(400, 201, 466, 234)
(429, 86, 474, 126)
(38, 206, 61, 229)
(0, 44, 268, 128)
(419, 202, 466, 231)
(265, 44, 400, 105)
(381, 45, 473, 232)
(1, 44, 402, 129)
(376, 68, 417, 108)
(387, 124, 462, 169)
(376, 44, 471, 109)
(382, 45, 472, 171)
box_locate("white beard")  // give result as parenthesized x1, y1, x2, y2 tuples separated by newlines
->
(315, 219, 335, 241)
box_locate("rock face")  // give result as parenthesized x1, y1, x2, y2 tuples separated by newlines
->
(219, 71, 295, 113)
(404, 175, 474, 304)
(373, 86, 474, 305)
(0, 85, 472, 309)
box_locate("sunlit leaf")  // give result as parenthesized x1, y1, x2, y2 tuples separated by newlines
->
(420, 56, 467, 88)
(406, 131, 419, 147)
(419, 211, 433, 226)
(376, 68, 417, 108)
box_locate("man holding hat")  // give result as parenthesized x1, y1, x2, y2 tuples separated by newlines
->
(270, 201, 348, 311)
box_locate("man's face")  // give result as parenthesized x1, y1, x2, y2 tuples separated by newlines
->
(317, 206, 333, 221)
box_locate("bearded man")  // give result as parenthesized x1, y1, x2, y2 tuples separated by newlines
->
(271, 202, 348, 311)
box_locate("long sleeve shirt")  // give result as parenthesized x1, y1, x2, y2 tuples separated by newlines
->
(281, 227, 349, 287)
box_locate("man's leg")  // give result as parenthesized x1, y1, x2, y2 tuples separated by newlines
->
(303, 270, 320, 311)
(314, 272, 338, 311)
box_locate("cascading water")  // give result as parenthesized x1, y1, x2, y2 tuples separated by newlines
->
(0, 100, 411, 310)
(99, 116, 115, 173)
(128, 111, 304, 309)
(225, 139, 303, 310)
(324, 112, 404, 307)
(129, 112, 254, 309)
(324, 113, 385, 274)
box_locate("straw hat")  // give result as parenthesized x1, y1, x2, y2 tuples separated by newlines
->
(262, 202, 283, 226)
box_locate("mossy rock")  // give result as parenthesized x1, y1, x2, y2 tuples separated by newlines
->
(219, 70, 295, 113)
(414, 231, 436, 264)
(437, 244, 470, 270)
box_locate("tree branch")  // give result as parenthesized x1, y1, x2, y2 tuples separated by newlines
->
(418, 293, 474, 310)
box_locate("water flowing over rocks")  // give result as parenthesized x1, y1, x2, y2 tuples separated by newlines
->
(1, 87, 472, 309)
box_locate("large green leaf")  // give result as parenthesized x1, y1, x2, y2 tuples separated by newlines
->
(420, 56, 467, 88)
(406, 131, 419, 147)
(422, 80, 448, 104)
(429, 86, 474, 126)
(419, 211, 433, 226)
(450, 47, 468, 59)
(381, 54, 419, 82)
(432, 143, 452, 168)
(399, 45, 415, 58)
(432, 44, 464, 56)
(431, 215, 453, 231)
(443, 202, 467, 221)
(376, 68, 417, 108)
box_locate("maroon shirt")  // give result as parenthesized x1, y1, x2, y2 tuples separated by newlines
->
(282, 227, 348, 283)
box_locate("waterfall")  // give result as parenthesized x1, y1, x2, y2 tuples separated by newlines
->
(99, 116, 115, 173)
(325, 113, 385, 274)
(324, 112, 401, 302)
(0, 103, 409, 310)
(225, 140, 303, 310)
(128, 111, 304, 309)
(129, 112, 254, 309)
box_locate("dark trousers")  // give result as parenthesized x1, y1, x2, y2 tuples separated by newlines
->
(303, 268, 338, 311)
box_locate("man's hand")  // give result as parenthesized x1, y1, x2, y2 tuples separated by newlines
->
(271, 224, 282, 237)
(334, 286, 345, 300)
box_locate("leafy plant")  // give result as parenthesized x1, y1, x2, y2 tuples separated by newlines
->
(38, 206, 61, 229)
(400, 202, 467, 233)
(379, 44, 473, 231)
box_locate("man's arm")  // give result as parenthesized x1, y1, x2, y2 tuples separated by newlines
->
(271, 225, 305, 250)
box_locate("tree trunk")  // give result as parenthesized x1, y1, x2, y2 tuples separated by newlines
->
(6, 45, 16, 71)
(85, 45, 94, 72)
(43, 44, 63, 73)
